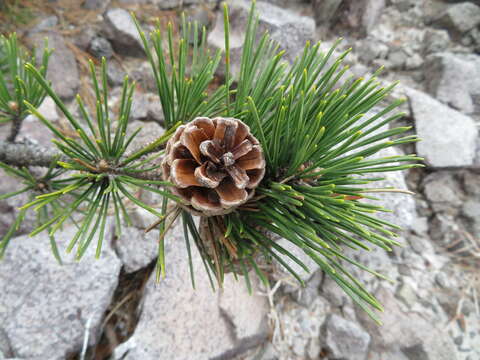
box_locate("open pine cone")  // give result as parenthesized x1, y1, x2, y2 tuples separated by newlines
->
(162, 117, 266, 216)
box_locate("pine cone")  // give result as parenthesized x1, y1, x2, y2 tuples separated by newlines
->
(162, 117, 266, 216)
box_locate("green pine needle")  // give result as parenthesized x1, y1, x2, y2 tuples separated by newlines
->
(0, 33, 51, 126)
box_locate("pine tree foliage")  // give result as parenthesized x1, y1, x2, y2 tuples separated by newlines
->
(21, 58, 178, 261)
(0, 33, 50, 126)
(0, 41, 9, 74)
(0, 159, 65, 261)
(0, 2, 423, 322)
(136, 3, 422, 322)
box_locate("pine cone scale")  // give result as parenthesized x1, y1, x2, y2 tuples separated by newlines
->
(231, 139, 253, 159)
(194, 162, 221, 188)
(180, 126, 209, 164)
(193, 117, 216, 138)
(246, 168, 265, 188)
(199, 140, 222, 163)
(233, 121, 251, 147)
(191, 188, 221, 212)
(226, 165, 249, 189)
(236, 146, 265, 170)
(216, 178, 248, 206)
(171, 159, 201, 188)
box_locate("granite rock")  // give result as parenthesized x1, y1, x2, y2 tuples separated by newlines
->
(130, 91, 149, 120)
(273, 297, 330, 359)
(103, 8, 144, 57)
(313, 0, 343, 27)
(84, 0, 111, 10)
(28, 16, 58, 34)
(125, 120, 164, 151)
(434, 2, 480, 36)
(208, 0, 315, 77)
(148, 0, 217, 9)
(314, 0, 386, 37)
(113, 222, 268, 360)
(365, 146, 416, 230)
(423, 29, 451, 54)
(425, 53, 475, 114)
(423, 171, 463, 214)
(89, 36, 114, 59)
(115, 227, 159, 273)
(406, 88, 478, 168)
(17, 97, 58, 147)
(106, 61, 126, 87)
(28, 32, 79, 100)
(358, 286, 458, 360)
(0, 226, 121, 359)
(323, 314, 371, 360)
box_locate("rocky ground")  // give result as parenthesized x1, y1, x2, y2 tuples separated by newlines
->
(0, 0, 480, 359)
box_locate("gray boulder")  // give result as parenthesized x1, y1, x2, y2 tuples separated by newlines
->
(358, 286, 458, 360)
(89, 36, 114, 59)
(185, 5, 215, 44)
(423, 29, 451, 54)
(463, 199, 480, 236)
(125, 120, 164, 151)
(16, 97, 58, 147)
(130, 61, 158, 92)
(458, 54, 480, 114)
(146, 94, 165, 124)
(106, 61, 126, 86)
(0, 226, 121, 359)
(0, 160, 57, 240)
(364, 147, 416, 231)
(148, 0, 217, 9)
(423, 171, 463, 215)
(72, 27, 96, 51)
(113, 222, 268, 360)
(388, 48, 408, 70)
(354, 0, 387, 36)
(208, 0, 315, 78)
(322, 314, 371, 360)
(28, 16, 58, 34)
(28, 32, 79, 100)
(103, 8, 144, 57)
(115, 227, 159, 273)
(425, 53, 475, 114)
(429, 213, 465, 247)
(434, 2, 480, 36)
(117, 0, 148, 4)
(130, 91, 149, 120)
(321, 276, 353, 308)
(357, 38, 389, 64)
(313, 0, 343, 26)
(313, 0, 386, 37)
(0, 328, 12, 358)
(406, 88, 478, 168)
(274, 296, 330, 359)
(84, 0, 111, 10)
(117, 0, 217, 8)
(467, 26, 480, 53)
(464, 170, 480, 196)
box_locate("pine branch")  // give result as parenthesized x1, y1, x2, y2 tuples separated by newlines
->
(0, 140, 166, 181)
(6, 114, 23, 142)
(0, 140, 63, 167)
